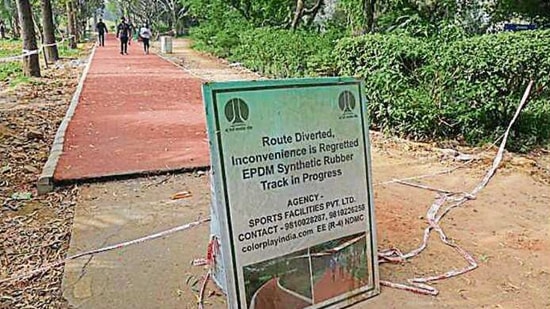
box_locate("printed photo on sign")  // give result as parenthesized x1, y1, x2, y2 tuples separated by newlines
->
(243, 232, 370, 309)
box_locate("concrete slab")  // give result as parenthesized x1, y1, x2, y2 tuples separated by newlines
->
(62, 174, 225, 309)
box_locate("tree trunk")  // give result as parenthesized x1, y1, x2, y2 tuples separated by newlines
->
(363, 0, 376, 33)
(15, 0, 40, 77)
(72, 1, 79, 42)
(11, 10, 21, 38)
(66, 0, 77, 48)
(291, 0, 305, 30)
(306, 0, 324, 27)
(41, 0, 59, 62)
(172, 0, 177, 35)
(291, 0, 324, 29)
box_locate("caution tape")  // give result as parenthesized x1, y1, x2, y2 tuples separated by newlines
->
(0, 35, 75, 63)
(0, 217, 210, 285)
(0, 48, 42, 63)
(0, 81, 535, 301)
(378, 80, 534, 295)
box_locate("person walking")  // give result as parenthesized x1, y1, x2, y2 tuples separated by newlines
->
(139, 23, 152, 55)
(96, 18, 108, 46)
(116, 17, 132, 55)
(0, 20, 6, 40)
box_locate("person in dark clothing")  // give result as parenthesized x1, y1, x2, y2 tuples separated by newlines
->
(0, 20, 6, 39)
(116, 17, 132, 55)
(96, 18, 108, 46)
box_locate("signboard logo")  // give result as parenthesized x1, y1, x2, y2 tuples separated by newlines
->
(225, 98, 252, 132)
(338, 91, 358, 119)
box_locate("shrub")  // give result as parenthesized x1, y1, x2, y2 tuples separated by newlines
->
(334, 30, 550, 149)
(191, 24, 550, 150)
(433, 30, 550, 148)
(190, 13, 252, 58)
(334, 34, 434, 138)
(230, 28, 338, 78)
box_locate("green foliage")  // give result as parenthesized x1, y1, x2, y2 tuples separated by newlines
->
(433, 30, 550, 149)
(334, 30, 550, 150)
(192, 25, 338, 77)
(335, 34, 436, 138)
(0, 39, 23, 82)
(230, 28, 338, 78)
(188, 0, 294, 27)
(190, 12, 252, 58)
(337, 0, 367, 33)
(493, 0, 550, 24)
(192, 20, 550, 150)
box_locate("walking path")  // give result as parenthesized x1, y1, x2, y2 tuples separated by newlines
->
(61, 38, 259, 309)
(54, 34, 208, 181)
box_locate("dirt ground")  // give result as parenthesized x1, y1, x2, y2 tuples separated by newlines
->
(66, 133, 550, 308)
(1, 45, 93, 308)
(163, 39, 550, 308)
(3, 38, 550, 309)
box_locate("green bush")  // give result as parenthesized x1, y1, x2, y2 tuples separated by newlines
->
(191, 24, 550, 150)
(335, 30, 550, 150)
(434, 31, 550, 149)
(191, 13, 252, 58)
(335, 34, 434, 138)
(231, 28, 338, 78)
(192, 25, 340, 78)
(0, 40, 23, 82)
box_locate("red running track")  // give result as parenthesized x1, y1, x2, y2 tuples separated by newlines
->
(313, 267, 364, 303)
(55, 34, 208, 181)
(251, 278, 310, 309)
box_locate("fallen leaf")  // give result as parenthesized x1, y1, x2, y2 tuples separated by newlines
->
(171, 191, 192, 200)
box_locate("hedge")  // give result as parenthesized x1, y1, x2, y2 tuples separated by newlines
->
(192, 26, 550, 150)
(335, 30, 550, 149)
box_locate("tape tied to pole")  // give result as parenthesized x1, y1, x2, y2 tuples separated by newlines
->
(0, 35, 75, 63)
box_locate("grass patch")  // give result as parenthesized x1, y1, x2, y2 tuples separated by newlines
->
(58, 43, 82, 58)
(1, 38, 83, 88)
(0, 39, 23, 82)
(9, 75, 32, 88)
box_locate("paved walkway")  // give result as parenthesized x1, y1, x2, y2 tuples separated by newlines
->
(54, 34, 208, 181)
(61, 38, 260, 309)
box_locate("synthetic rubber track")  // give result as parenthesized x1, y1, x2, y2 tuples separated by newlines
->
(54, 34, 208, 181)
(249, 268, 363, 308)
(313, 267, 362, 303)
(251, 278, 310, 309)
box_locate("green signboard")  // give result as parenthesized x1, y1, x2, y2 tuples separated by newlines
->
(203, 78, 379, 309)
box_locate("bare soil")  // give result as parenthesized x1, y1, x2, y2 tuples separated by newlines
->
(65, 135, 550, 308)
(162, 40, 550, 308)
(1, 45, 93, 308)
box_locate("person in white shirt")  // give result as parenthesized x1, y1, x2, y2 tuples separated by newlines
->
(139, 23, 152, 54)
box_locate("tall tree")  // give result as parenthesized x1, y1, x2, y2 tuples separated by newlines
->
(41, 0, 58, 61)
(66, 0, 77, 48)
(15, 0, 40, 77)
(291, 0, 324, 29)
(363, 0, 375, 32)
(494, 0, 550, 23)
